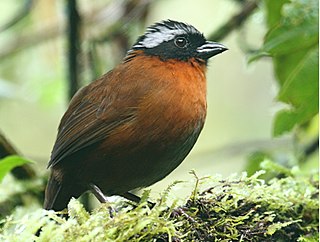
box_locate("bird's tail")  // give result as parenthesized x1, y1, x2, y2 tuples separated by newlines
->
(44, 174, 75, 211)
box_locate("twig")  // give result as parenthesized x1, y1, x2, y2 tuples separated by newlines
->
(304, 137, 319, 158)
(0, 0, 34, 32)
(0, 21, 61, 61)
(0, 176, 44, 218)
(208, 1, 259, 42)
(0, 0, 151, 62)
(66, 0, 81, 99)
(0, 131, 36, 180)
(86, 0, 151, 71)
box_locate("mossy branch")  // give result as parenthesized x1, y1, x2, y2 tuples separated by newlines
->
(1, 167, 318, 241)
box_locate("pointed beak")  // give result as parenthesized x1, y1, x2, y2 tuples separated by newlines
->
(196, 41, 228, 60)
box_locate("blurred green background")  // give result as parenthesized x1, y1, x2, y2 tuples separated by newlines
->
(0, 0, 318, 202)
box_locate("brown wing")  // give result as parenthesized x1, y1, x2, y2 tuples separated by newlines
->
(47, 71, 138, 168)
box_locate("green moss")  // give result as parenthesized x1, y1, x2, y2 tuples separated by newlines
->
(174, 170, 318, 241)
(0, 169, 318, 241)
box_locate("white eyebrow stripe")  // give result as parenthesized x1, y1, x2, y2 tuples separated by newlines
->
(132, 20, 201, 49)
(134, 28, 186, 49)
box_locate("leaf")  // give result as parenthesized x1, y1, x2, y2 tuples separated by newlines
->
(273, 110, 299, 136)
(278, 47, 318, 106)
(274, 48, 319, 136)
(251, 0, 319, 136)
(245, 151, 269, 176)
(0, 155, 33, 182)
(264, 0, 290, 28)
(260, 159, 293, 177)
(273, 48, 311, 86)
(263, 22, 318, 55)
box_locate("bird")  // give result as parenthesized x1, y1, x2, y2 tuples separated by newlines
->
(44, 19, 227, 211)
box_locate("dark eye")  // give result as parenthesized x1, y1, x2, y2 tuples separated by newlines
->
(174, 37, 188, 48)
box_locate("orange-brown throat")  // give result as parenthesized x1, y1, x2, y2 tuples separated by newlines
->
(120, 50, 208, 136)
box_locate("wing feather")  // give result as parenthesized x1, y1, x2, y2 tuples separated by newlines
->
(47, 73, 137, 168)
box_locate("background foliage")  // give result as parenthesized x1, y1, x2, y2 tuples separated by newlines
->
(253, 0, 318, 136)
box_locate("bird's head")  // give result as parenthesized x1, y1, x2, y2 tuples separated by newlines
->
(126, 20, 227, 64)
